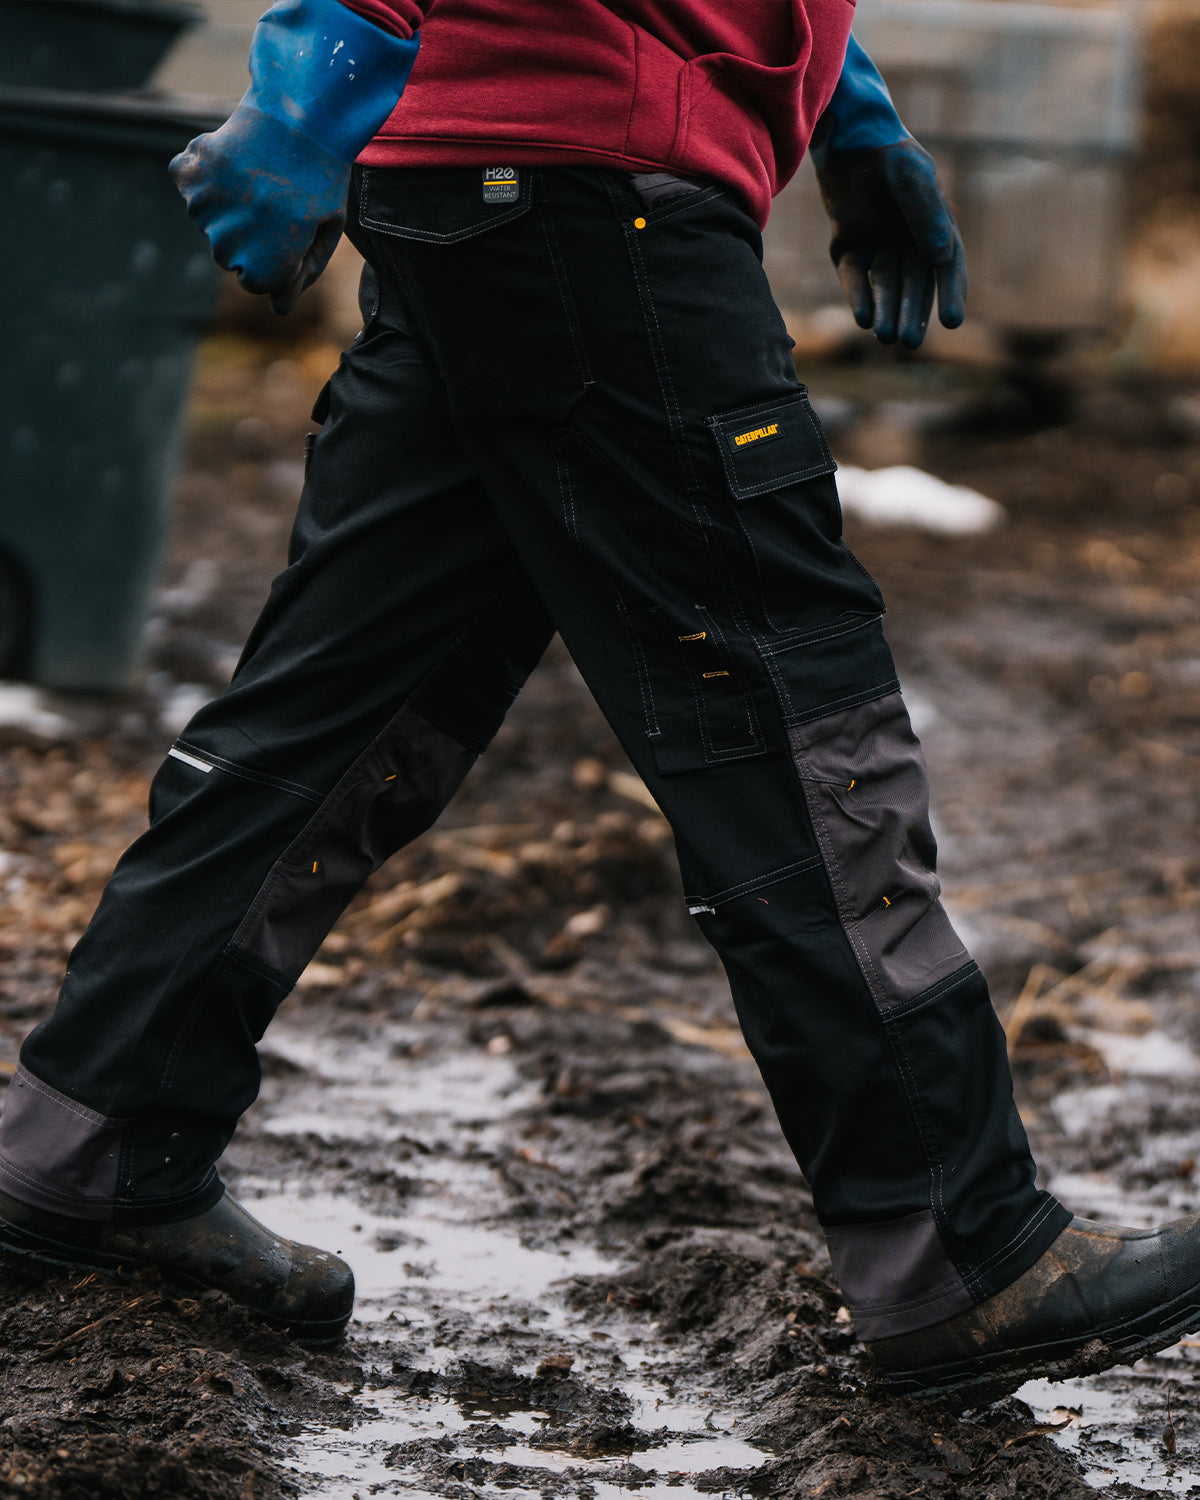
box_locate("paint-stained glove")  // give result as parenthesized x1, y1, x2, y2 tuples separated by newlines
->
(171, 0, 419, 313)
(811, 36, 967, 350)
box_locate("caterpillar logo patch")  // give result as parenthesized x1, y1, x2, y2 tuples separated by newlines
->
(733, 422, 781, 448)
(483, 167, 520, 204)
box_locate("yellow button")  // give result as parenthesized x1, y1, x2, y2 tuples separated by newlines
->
(633, 217, 647, 230)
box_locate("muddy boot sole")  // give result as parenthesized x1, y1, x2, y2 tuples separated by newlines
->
(0, 1214, 351, 1347)
(872, 1288, 1200, 1407)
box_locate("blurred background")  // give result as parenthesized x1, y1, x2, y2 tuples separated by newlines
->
(3, 0, 1200, 702)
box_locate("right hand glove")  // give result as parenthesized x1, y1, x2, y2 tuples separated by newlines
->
(170, 0, 419, 314)
(811, 37, 967, 350)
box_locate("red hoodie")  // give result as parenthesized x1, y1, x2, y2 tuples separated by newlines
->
(341, 0, 856, 228)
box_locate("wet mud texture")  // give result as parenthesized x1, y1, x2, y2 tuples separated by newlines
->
(2, 345, 1200, 1497)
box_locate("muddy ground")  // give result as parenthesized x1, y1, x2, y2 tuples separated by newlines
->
(1, 338, 1199, 1499)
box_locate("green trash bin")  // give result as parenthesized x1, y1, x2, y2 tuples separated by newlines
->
(0, 0, 204, 95)
(0, 79, 224, 689)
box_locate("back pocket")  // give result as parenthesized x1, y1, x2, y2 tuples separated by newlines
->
(358, 165, 534, 243)
(357, 168, 589, 424)
(708, 391, 883, 635)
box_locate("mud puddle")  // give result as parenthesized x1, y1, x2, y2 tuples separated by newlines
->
(1006, 1021, 1200, 1493)
(246, 1021, 774, 1497)
(243, 1004, 1200, 1498)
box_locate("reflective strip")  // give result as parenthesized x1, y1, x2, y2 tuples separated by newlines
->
(168, 748, 214, 774)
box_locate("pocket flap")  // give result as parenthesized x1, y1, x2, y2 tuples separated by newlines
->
(358, 166, 533, 245)
(708, 392, 836, 501)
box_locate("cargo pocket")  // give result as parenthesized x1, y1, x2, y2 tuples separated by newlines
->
(615, 590, 768, 777)
(357, 167, 589, 423)
(557, 432, 768, 777)
(648, 606, 765, 774)
(708, 391, 883, 635)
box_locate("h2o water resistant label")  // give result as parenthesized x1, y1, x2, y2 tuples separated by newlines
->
(483, 168, 520, 204)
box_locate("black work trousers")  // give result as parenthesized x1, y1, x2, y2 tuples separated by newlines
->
(0, 168, 1067, 1340)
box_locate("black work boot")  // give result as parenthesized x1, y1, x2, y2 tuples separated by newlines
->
(0, 1189, 354, 1345)
(866, 1215, 1200, 1404)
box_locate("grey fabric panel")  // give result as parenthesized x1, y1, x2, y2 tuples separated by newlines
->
(231, 707, 477, 983)
(788, 691, 969, 1009)
(825, 1209, 975, 1341)
(0, 1064, 126, 1220)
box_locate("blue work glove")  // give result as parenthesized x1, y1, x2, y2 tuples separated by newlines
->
(171, 0, 419, 314)
(811, 36, 967, 350)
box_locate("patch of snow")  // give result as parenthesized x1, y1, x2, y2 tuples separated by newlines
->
(838, 465, 1005, 535)
(0, 683, 78, 745)
(901, 688, 939, 735)
(155, 558, 219, 620)
(157, 682, 211, 737)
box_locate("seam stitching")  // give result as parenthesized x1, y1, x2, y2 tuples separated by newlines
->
(734, 510, 783, 634)
(0, 1157, 119, 1204)
(10, 1068, 127, 1128)
(758, 615, 883, 657)
(851, 1277, 975, 1318)
(684, 854, 823, 908)
(615, 194, 704, 525)
(615, 589, 661, 739)
(640, 184, 724, 226)
(0, 1155, 217, 1210)
(538, 197, 595, 388)
(970, 1197, 1062, 1283)
(782, 680, 900, 727)
(556, 438, 580, 544)
(358, 180, 532, 244)
(881, 1017, 957, 1290)
(881, 963, 982, 1022)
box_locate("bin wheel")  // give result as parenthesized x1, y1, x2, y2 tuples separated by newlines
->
(0, 551, 32, 680)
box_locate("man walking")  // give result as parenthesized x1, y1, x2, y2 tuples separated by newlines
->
(1, 0, 1198, 1402)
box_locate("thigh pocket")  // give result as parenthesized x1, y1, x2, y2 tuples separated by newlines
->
(708, 391, 884, 634)
(557, 432, 769, 776)
(640, 604, 767, 775)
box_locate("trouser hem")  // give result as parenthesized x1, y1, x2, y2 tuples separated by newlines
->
(0, 1155, 224, 1227)
(837, 1196, 1072, 1343)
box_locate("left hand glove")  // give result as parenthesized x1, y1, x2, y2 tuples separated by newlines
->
(811, 37, 966, 350)
(170, 0, 419, 314)
(813, 138, 967, 351)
